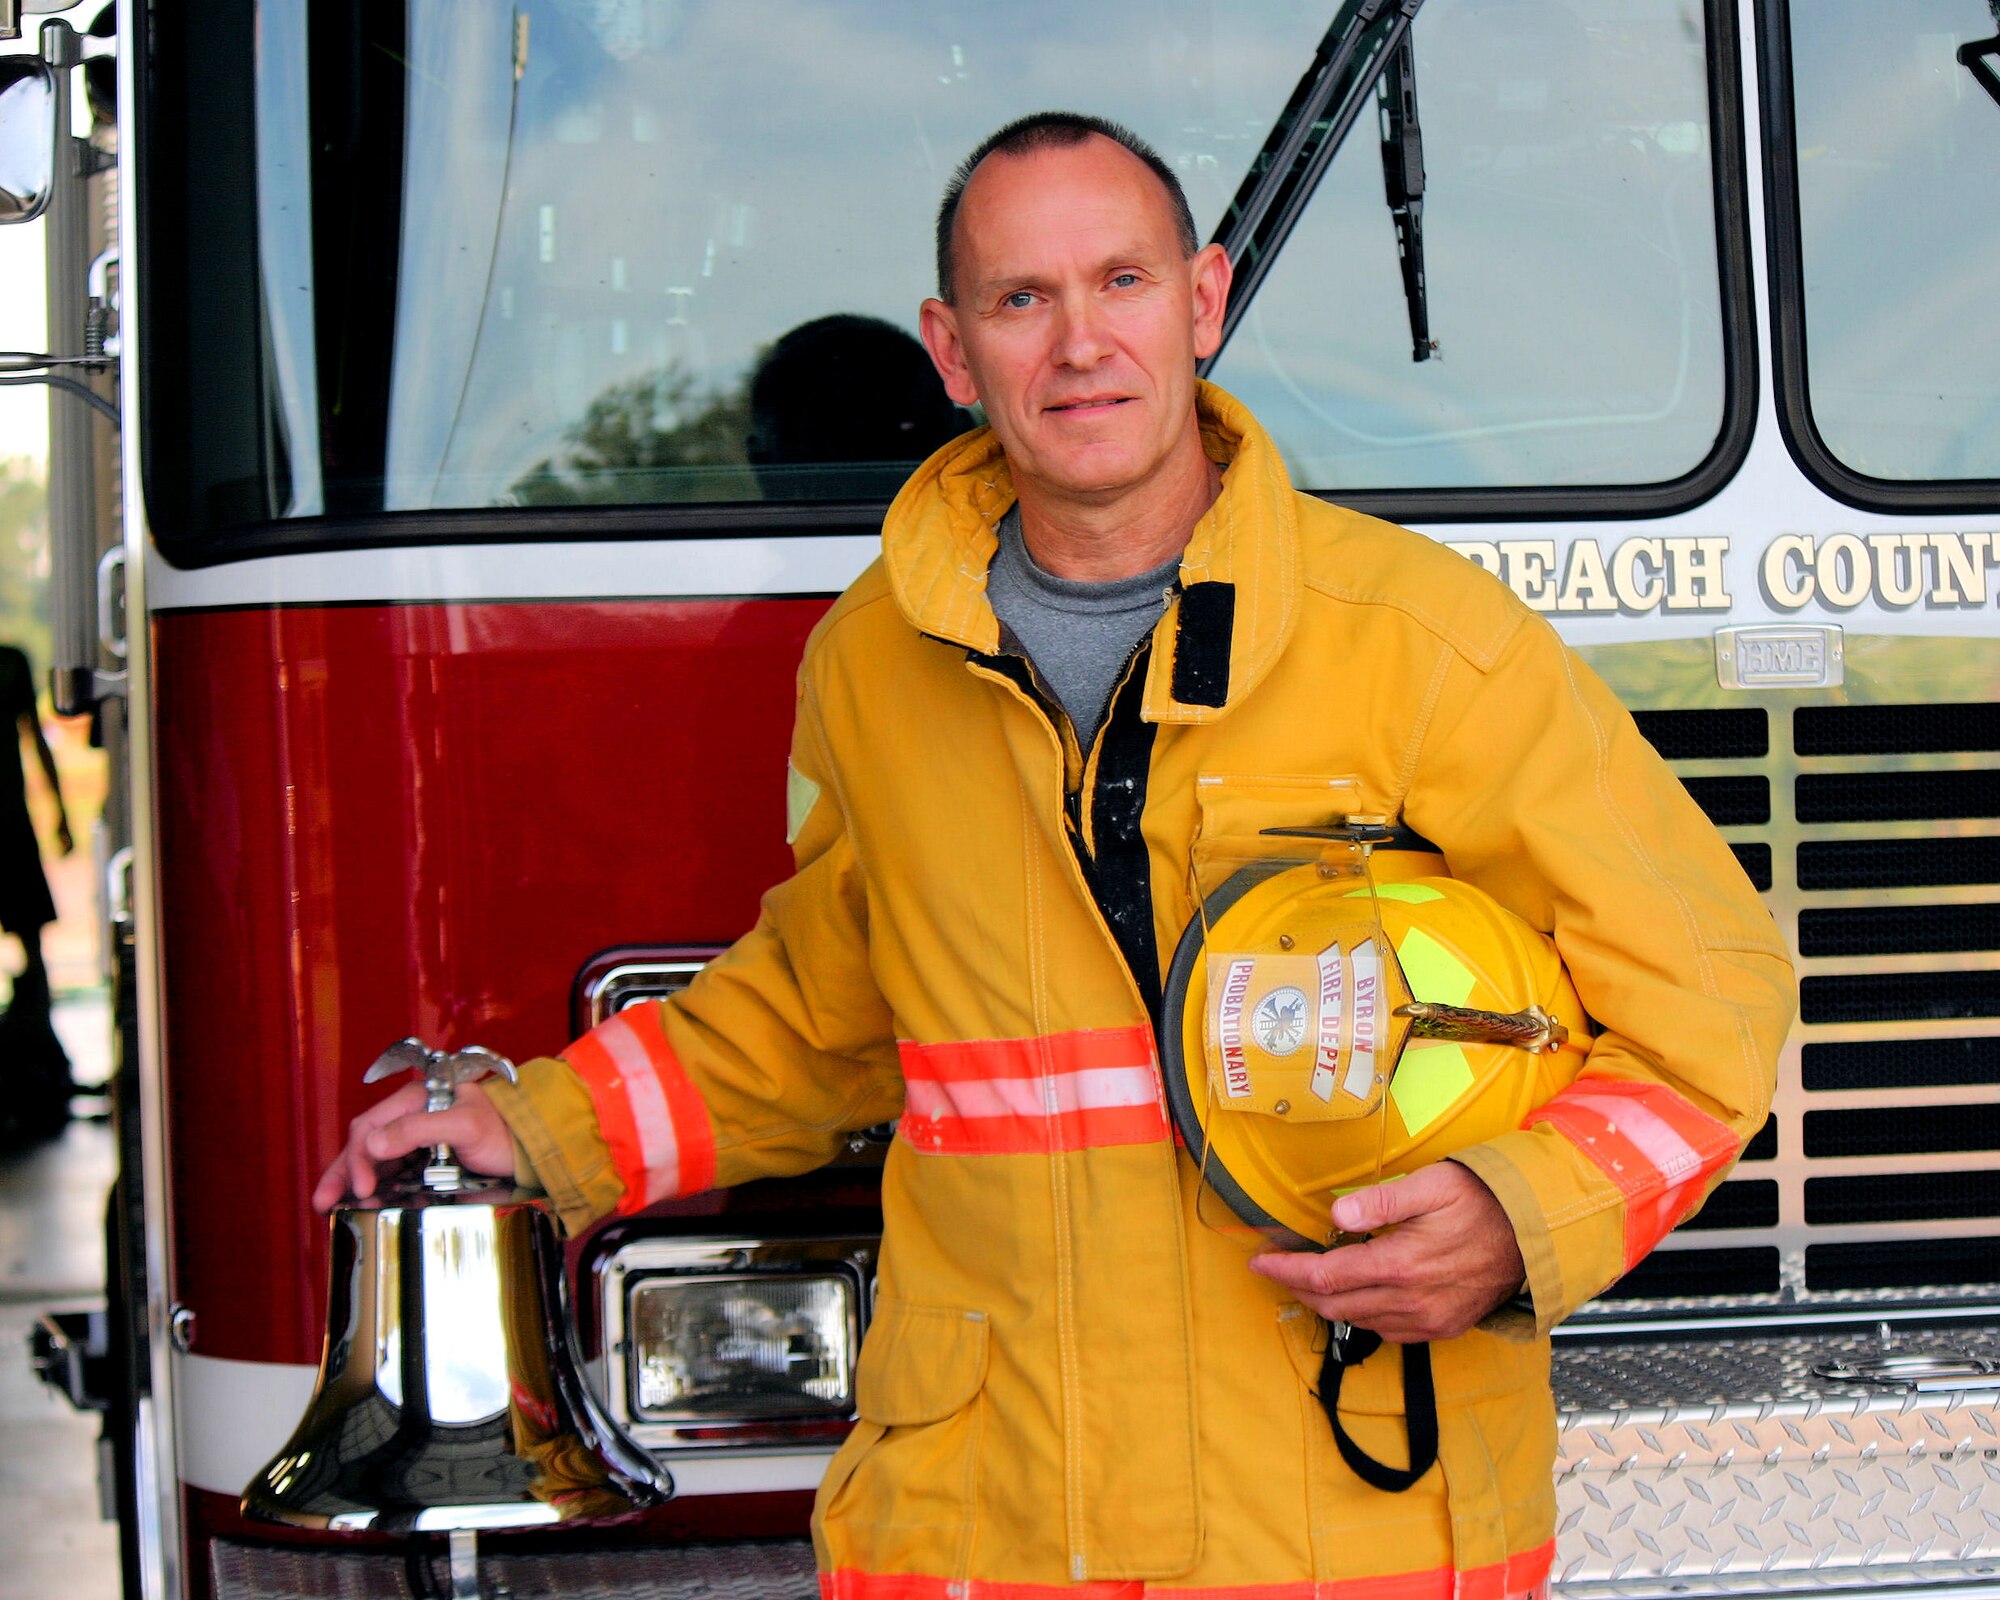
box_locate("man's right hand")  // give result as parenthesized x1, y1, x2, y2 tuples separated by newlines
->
(311, 1078, 517, 1213)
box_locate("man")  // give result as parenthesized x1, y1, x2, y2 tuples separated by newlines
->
(319, 114, 1794, 1596)
(0, 642, 75, 1147)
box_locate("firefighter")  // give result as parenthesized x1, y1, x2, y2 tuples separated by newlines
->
(318, 113, 1795, 1596)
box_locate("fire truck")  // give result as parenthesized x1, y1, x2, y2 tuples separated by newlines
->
(9, 0, 2000, 1595)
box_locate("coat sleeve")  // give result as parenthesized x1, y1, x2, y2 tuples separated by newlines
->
(486, 665, 904, 1236)
(1401, 608, 1796, 1332)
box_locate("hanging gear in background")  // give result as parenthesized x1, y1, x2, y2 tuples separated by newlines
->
(1160, 821, 1593, 1490)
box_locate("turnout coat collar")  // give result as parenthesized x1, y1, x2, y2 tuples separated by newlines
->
(879, 380, 1299, 724)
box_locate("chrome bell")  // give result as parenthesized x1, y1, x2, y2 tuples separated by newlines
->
(243, 1040, 673, 1533)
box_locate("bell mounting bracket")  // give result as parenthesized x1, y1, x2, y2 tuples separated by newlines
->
(364, 1037, 519, 1192)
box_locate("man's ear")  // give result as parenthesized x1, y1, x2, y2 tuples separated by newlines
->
(919, 297, 982, 408)
(1189, 243, 1234, 362)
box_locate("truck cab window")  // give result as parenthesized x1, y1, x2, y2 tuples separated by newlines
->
(1781, 0, 2000, 488)
(147, 0, 1344, 545)
(1206, 0, 1729, 495)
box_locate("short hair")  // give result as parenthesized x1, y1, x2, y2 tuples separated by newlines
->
(934, 111, 1199, 303)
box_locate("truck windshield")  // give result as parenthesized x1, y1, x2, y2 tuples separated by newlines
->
(143, 0, 1732, 552)
(1207, 0, 1727, 493)
(1784, 0, 2000, 484)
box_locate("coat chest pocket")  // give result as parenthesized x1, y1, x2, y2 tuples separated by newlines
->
(1194, 774, 1368, 850)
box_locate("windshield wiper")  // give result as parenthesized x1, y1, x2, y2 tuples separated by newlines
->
(1200, 0, 1427, 375)
(1379, 34, 1434, 362)
(1963, 0, 2000, 110)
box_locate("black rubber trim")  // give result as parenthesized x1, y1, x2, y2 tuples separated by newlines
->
(1171, 582, 1235, 707)
(133, 0, 190, 567)
(1074, 648, 1164, 1019)
(1756, 0, 2000, 515)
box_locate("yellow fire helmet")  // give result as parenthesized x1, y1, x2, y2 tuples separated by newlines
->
(1160, 845, 1594, 1249)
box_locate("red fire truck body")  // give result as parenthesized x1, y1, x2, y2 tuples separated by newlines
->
(11, 0, 2000, 1596)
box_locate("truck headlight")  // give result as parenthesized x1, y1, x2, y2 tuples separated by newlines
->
(630, 1272, 853, 1418)
(593, 1235, 876, 1449)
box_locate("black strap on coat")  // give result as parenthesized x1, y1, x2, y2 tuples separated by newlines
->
(1317, 1323, 1439, 1492)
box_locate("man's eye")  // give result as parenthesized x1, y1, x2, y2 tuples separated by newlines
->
(1004, 290, 1036, 309)
(1110, 272, 1141, 288)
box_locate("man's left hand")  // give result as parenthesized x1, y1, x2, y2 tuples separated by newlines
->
(1248, 1162, 1526, 1344)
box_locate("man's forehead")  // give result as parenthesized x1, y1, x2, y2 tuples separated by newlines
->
(953, 136, 1182, 268)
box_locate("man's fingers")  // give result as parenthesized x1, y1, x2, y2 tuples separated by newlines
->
(1249, 1162, 1527, 1344)
(312, 1081, 434, 1213)
(1249, 1237, 1402, 1299)
(1250, 1262, 1438, 1341)
(1251, 1258, 1469, 1343)
(352, 1079, 431, 1134)
(1330, 1165, 1454, 1236)
(366, 1104, 485, 1163)
(309, 1164, 350, 1214)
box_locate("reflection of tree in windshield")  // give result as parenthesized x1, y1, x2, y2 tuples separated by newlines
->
(509, 367, 755, 506)
(509, 315, 966, 506)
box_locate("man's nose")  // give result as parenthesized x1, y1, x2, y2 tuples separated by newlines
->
(1051, 296, 1114, 367)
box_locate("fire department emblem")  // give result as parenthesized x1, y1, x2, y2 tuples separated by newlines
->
(1251, 986, 1311, 1056)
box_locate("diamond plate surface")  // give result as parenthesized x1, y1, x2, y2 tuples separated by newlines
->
(1553, 1324, 2000, 1598)
(209, 1538, 819, 1600)
(215, 1327, 2000, 1600)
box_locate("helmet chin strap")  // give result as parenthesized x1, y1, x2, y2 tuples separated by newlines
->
(1317, 1323, 1439, 1493)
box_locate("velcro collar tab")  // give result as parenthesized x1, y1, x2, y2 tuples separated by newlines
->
(1144, 382, 1302, 724)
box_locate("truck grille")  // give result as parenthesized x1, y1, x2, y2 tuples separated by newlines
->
(1594, 698, 2000, 1311)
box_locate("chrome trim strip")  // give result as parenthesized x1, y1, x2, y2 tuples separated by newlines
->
(172, 1354, 316, 1498)
(1559, 1300, 2000, 1339)
(582, 961, 707, 1029)
(645, 1449, 835, 1497)
(120, 0, 183, 1592)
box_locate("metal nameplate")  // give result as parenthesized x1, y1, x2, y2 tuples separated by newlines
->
(1714, 624, 1844, 689)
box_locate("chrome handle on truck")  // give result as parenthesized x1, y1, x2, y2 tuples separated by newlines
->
(1814, 1352, 2000, 1392)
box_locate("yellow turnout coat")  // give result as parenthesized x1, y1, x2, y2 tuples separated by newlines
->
(489, 384, 1795, 1598)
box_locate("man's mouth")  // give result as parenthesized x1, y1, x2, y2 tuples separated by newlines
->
(1044, 396, 1131, 415)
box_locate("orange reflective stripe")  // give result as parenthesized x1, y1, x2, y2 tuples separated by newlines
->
(1527, 1076, 1742, 1267)
(896, 1026, 1169, 1155)
(624, 1000, 718, 1196)
(818, 1542, 1553, 1600)
(561, 1003, 716, 1210)
(822, 1575, 1140, 1600)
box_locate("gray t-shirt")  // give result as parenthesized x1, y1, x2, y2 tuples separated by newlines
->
(985, 503, 1179, 751)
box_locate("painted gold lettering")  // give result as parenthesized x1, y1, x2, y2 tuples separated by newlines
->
(1558, 539, 1616, 612)
(1499, 540, 1559, 610)
(1867, 533, 1925, 608)
(1817, 532, 1871, 608)
(1611, 537, 1666, 612)
(1929, 532, 1992, 606)
(1762, 534, 1815, 609)
(1663, 536, 1732, 610)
